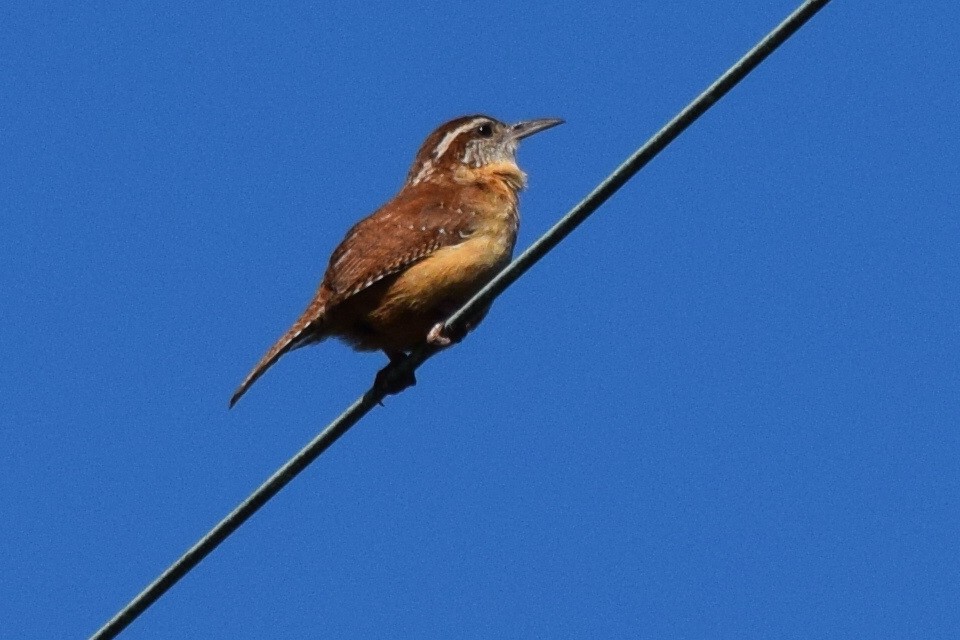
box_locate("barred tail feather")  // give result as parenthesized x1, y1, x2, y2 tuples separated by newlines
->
(229, 303, 327, 408)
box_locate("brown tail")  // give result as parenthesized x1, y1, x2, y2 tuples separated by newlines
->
(229, 298, 328, 408)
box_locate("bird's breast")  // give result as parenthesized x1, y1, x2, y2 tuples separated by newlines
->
(335, 165, 525, 352)
(385, 203, 518, 309)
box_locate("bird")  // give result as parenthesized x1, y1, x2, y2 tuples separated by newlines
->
(229, 114, 563, 407)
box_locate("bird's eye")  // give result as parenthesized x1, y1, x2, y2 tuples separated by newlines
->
(476, 123, 493, 137)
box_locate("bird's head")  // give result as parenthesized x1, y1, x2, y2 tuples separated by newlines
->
(408, 114, 563, 186)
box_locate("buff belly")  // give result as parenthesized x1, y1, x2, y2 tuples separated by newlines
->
(332, 232, 515, 353)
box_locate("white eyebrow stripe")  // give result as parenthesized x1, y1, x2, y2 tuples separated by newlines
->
(431, 117, 487, 161)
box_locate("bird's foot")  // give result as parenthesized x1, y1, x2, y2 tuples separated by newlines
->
(427, 322, 469, 347)
(374, 360, 417, 396)
(426, 323, 451, 346)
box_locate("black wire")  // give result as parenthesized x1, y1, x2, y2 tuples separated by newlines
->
(90, 1, 833, 637)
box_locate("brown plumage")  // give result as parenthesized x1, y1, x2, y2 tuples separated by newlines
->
(230, 114, 562, 407)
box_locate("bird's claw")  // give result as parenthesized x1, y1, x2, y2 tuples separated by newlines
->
(428, 321, 471, 347)
(427, 323, 453, 346)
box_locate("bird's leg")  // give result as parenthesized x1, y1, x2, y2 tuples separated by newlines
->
(374, 350, 417, 395)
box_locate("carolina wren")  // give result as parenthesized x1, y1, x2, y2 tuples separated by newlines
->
(230, 114, 562, 407)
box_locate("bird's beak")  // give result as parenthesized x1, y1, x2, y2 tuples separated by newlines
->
(510, 118, 564, 140)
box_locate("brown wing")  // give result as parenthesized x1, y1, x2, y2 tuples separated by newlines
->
(229, 191, 474, 408)
(323, 190, 476, 307)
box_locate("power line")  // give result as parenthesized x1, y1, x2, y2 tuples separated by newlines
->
(89, 1, 833, 637)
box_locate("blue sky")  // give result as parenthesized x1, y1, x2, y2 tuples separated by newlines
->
(3, 1, 959, 638)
